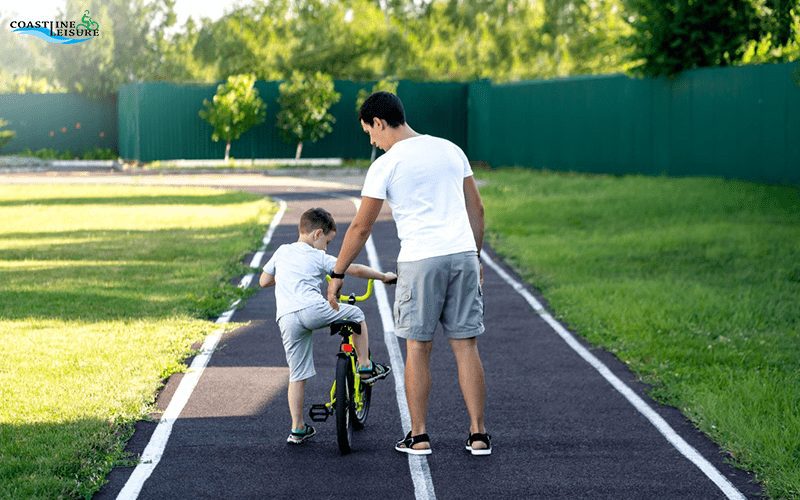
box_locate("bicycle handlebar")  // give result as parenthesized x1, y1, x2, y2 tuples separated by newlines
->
(326, 275, 374, 303)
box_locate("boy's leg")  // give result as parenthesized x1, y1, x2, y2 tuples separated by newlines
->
(352, 320, 391, 383)
(279, 312, 315, 433)
(288, 379, 306, 430)
(448, 337, 487, 447)
(300, 302, 389, 382)
(405, 339, 433, 448)
(353, 320, 370, 370)
(312, 303, 379, 373)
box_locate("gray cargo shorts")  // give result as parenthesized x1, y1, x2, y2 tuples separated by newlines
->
(394, 251, 484, 341)
(277, 301, 365, 382)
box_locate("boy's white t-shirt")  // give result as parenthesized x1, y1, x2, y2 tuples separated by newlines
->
(361, 134, 477, 263)
(262, 242, 337, 321)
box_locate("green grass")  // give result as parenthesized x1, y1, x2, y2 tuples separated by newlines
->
(0, 185, 276, 499)
(477, 168, 800, 498)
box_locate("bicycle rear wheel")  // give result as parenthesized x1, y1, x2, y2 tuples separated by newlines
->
(334, 355, 353, 455)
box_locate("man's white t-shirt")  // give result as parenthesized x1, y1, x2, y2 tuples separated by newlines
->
(361, 134, 477, 263)
(262, 242, 337, 320)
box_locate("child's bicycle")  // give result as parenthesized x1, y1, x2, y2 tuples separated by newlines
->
(308, 278, 379, 455)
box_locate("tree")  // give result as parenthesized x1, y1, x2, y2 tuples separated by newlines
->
(194, 2, 292, 81)
(740, 2, 800, 64)
(624, 0, 799, 76)
(191, 0, 636, 84)
(198, 74, 266, 161)
(277, 71, 341, 159)
(0, 119, 15, 150)
(195, 0, 388, 82)
(0, 15, 64, 93)
(51, 0, 208, 96)
(355, 78, 399, 161)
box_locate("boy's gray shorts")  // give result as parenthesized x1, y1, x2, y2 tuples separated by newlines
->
(394, 251, 484, 341)
(277, 301, 365, 382)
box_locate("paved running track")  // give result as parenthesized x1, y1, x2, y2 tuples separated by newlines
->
(97, 181, 762, 499)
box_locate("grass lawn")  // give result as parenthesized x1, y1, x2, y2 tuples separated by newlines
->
(477, 168, 800, 498)
(0, 184, 275, 498)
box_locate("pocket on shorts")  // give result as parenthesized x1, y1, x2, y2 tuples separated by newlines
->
(393, 284, 413, 328)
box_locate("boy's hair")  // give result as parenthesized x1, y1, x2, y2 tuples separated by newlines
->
(359, 91, 406, 128)
(299, 207, 337, 235)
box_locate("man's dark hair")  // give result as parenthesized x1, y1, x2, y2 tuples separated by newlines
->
(300, 207, 336, 235)
(359, 91, 406, 127)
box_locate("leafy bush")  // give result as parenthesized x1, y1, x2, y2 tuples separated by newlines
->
(0, 119, 15, 150)
(14, 147, 118, 160)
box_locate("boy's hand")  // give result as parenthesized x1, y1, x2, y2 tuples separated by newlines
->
(382, 272, 397, 284)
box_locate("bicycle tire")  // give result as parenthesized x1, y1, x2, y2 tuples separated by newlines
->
(353, 370, 371, 430)
(334, 354, 353, 455)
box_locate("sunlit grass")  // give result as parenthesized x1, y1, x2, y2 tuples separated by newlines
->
(478, 168, 800, 498)
(0, 185, 276, 498)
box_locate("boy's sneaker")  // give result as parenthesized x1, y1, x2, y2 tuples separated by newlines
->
(358, 362, 392, 385)
(287, 424, 316, 444)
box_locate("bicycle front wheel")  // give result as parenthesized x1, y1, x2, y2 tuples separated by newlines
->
(353, 371, 371, 430)
(334, 354, 353, 455)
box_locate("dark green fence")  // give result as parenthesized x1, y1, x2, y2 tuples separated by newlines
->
(117, 80, 468, 162)
(470, 62, 800, 184)
(2, 63, 797, 183)
(0, 93, 117, 154)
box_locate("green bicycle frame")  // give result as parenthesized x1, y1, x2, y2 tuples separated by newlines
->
(320, 276, 375, 415)
(324, 341, 367, 415)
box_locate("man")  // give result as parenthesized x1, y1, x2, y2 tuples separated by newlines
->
(327, 92, 491, 456)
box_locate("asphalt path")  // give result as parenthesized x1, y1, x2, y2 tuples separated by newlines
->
(97, 182, 763, 499)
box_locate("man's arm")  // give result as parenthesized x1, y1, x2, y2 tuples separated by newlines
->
(327, 196, 384, 309)
(464, 175, 485, 255)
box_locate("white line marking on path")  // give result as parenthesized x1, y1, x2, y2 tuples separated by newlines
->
(238, 200, 289, 291)
(116, 198, 287, 500)
(481, 252, 746, 500)
(343, 196, 436, 500)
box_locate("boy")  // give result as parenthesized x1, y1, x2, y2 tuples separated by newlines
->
(260, 207, 395, 444)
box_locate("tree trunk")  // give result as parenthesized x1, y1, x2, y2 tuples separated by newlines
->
(224, 141, 231, 161)
(370, 145, 377, 162)
(295, 142, 303, 160)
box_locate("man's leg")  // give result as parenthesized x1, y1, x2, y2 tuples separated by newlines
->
(449, 337, 487, 448)
(405, 339, 433, 449)
(288, 379, 306, 430)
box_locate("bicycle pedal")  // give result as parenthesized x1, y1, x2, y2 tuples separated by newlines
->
(309, 404, 332, 422)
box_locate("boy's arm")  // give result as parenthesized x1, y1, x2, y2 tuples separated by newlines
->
(345, 263, 396, 283)
(259, 272, 275, 288)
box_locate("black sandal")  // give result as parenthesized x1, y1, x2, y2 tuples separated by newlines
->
(394, 431, 432, 455)
(465, 432, 492, 456)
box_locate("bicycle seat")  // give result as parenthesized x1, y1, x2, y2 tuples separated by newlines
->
(330, 320, 361, 337)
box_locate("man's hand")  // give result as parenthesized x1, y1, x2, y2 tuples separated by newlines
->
(327, 277, 343, 310)
(382, 271, 397, 284)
